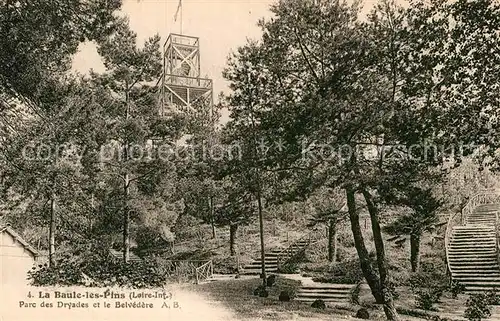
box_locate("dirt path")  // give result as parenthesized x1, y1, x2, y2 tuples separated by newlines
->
(1, 283, 357, 321)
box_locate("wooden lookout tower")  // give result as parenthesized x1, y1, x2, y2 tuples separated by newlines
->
(159, 33, 213, 120)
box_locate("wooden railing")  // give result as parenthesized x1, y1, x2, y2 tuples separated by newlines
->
(195, 260, 213, 284)
(276, 226, 327, 269)
(445, 189, 500, 275)
(495, 212, 500, 269)
(153, 258, 212, 283)
(461, 191, 500, 225)
(444, 210, 462, 275)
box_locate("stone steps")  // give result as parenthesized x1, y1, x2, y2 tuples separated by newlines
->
(453, 270, 500, 274)
(241, 267, 278, 274)
(454, 276, 500, 282)
(449, 254, 497, 260)
(241, 235, 316, 275)
(449, 246, 496, 251)
(451, 266, 499, 271)
(295, 284, 354, 303)
(465, 286, 500, 293)
(448, 202, 500, 292)
(448, 247, 496, 251)
(449, 241, 495, 245)
(448, 252, 496, 256)
(452, 233, 496, 237)
(449, 259, 498, 265)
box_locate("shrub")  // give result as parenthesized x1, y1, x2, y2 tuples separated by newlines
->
(333, 258, 364, 283)
(397, 308, 452, 321)
(171, 214, 202, 241)
(430, 316, 452, 321)
(414, 290, 441, 311)
(355, 308, 370, 319)
(166, 248, 214, 261)
(152, 256, 199, 283)
(387, 280, 400, 300)
(396, 307, 432, 319)
(277, 262, 299, 274)
(409, 270, 448, 290)
(272, 277, 299, 299)
(212, 256, 238, 274)
(311, 299, 326, 309)
(28, 261, 83, 286)
(335, 246, 349, 262)
(259, 288, 269, 298)
(253, 285, 264, 296)
(486, 289, 499, 305)
(267, 274, 277, 287)
(464, 293, 492, 321)
(350, 282, 362, 305)
(253, 285, 268, 297)
(28, 247, 167, 288)
(135, 226, 172, 252)
(279, 290, 291, 302)
(302, 262, 330, 273)
(312, 258, 364, 284)
(410, 270, 448, 310)
(449, 280, 466, 299)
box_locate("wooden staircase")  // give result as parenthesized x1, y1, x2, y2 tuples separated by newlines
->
(241, 228, 325, 275)
(446, 191, 500, 292)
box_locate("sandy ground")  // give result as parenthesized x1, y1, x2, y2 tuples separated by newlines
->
(0, 282, 363, 321)
(0, 283, 236, 321)
(10, 280, 496, 321)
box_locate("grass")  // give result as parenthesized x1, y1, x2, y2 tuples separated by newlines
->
(164, 198, 462, 320)
(183, 277, 358, 321)
(165, 229, 475, 321)
(180, 277, 492, 321)
(168, 218, 310, 272)
(393, 288, 464, 320)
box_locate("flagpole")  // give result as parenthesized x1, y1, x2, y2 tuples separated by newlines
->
(174, 0, 183, 36)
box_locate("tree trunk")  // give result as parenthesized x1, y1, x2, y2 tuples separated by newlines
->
(257, 190, 267, 286)
(209, 196, 216, 239)
(248, 74, 266, 286)
(345, 187, 384, 303)
(123, 82, 130, 264)
(410, 233, 421, 273)
(362, 188, 400, 321)
(230, 223, 238, 256)
(89, 193, 94, 233)
(328, 219, 337, 263)
(123, 173, 130, 263)
(49, 193, 56, 267)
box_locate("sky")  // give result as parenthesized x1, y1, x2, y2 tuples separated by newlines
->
(71, 0, 380, 120)
(72, 0, 278, 97)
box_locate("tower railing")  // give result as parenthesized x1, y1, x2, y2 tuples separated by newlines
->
(164, 33, 199, 47)
(163, 74, 212, 88)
